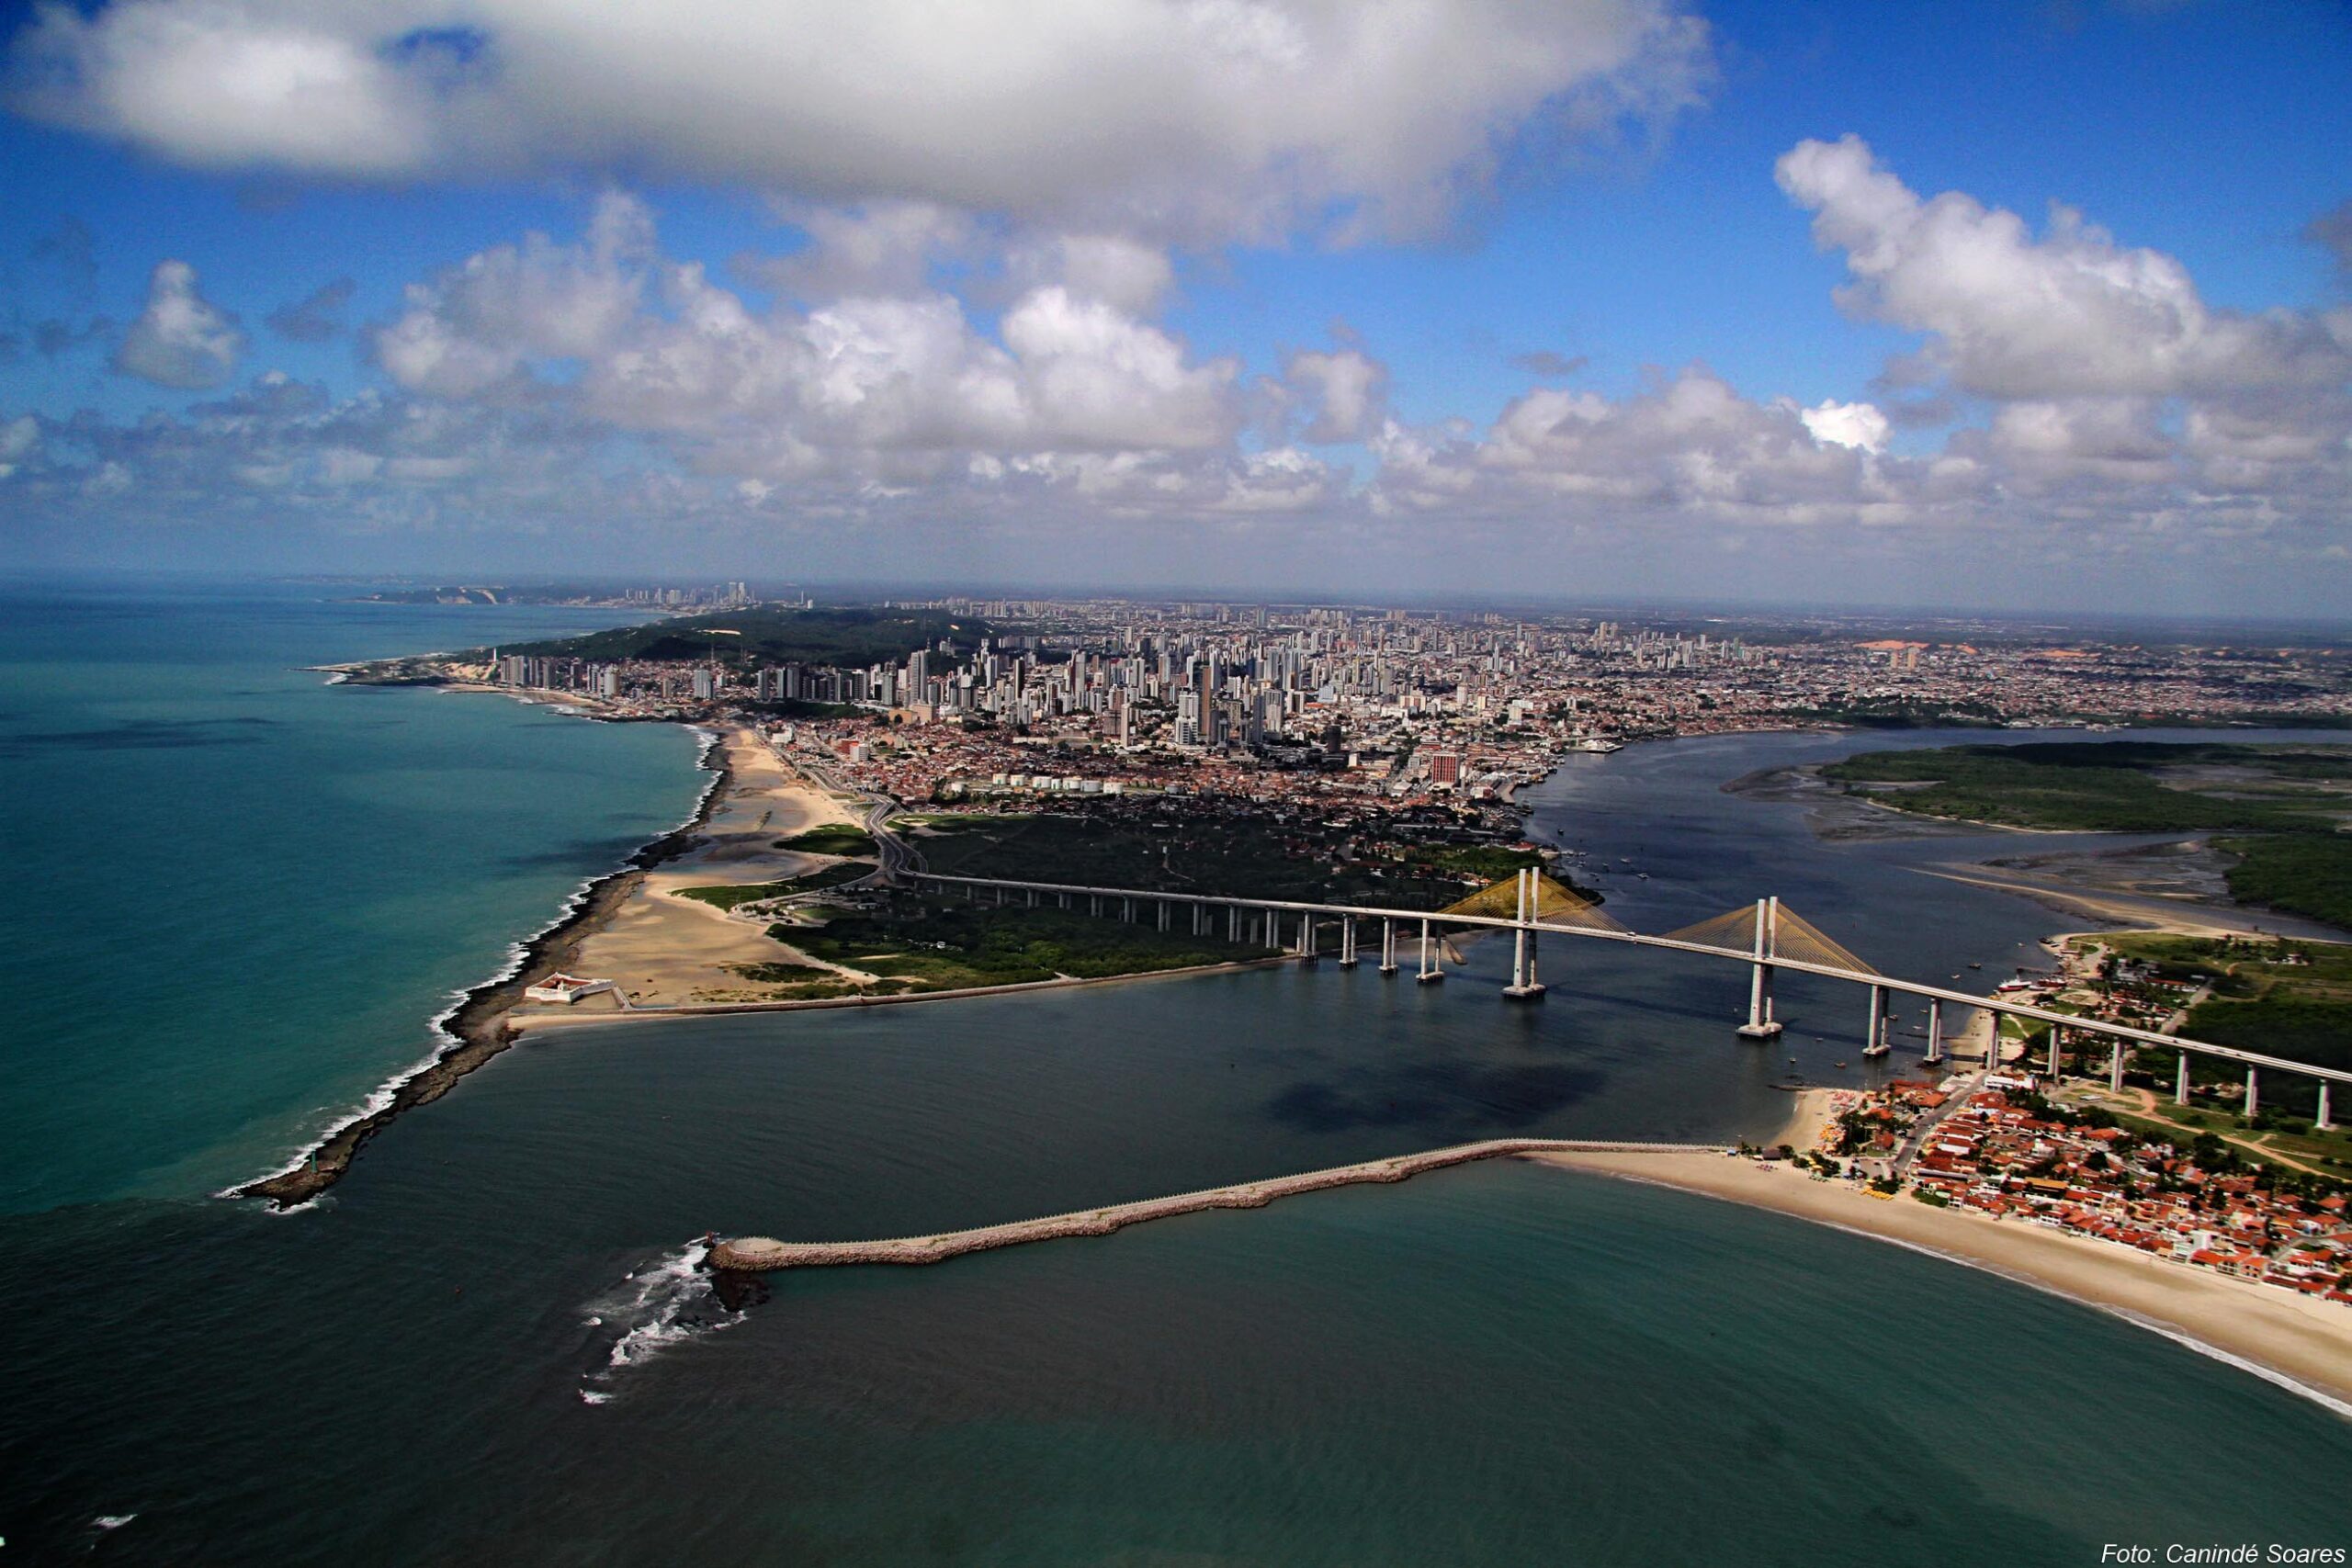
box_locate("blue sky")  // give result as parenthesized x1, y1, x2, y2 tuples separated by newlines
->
(1, 0, 2347, 612)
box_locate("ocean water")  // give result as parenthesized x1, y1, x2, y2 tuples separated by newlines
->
(1, 580, 2346, 1563)
(0, 579, 703, 1210)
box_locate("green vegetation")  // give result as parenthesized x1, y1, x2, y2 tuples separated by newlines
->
(1412, 843, 1549, 881)
(725, 961, 828, 983)
(741, 697, 867, 721)
(1822, 741, 2352, 833)
(2084, 931, 2352, 1119)
(2212, 832, 2352, 931)
(912, 807, 1584, 908)
(495, 605, 989, 669)
(675, 862, 871, 909)
(1791, 698, 2005, 728)
(773, 825, 878, 857)
(781, 894, 1250, 991)
(1824, 741, 2352, 926)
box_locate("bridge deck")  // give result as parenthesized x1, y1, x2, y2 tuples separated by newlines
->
(908, 871, 2352, 1088)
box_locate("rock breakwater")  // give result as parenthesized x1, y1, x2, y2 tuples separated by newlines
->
(709, 1138, 1722, 1271)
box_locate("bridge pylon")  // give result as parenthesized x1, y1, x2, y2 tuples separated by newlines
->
(1440, 866, 1621, 998)
(1500, 868, 1547, 1000)
(1662, 898, 1878, 1042)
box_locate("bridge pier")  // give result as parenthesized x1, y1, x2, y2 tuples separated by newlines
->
(1299, 914, 1317, 964)
(1925, 998, 1944, 1065)
(2320, 1082, 2334, 1132)
(1228, 904, 1240, 942)
(1338, 915, 1359, 968)
(2245, 1066, 2258, 1120)
(1736, 897, 1781, 1040)
(1058, 890, 1070, 908)
(1027, 888, 1038, 908)
(2177, 1051, 2191, 1105)
(1121, 896, 1133, 923)
(1416, 917, 1444, 985)
(2046, 1024, 2062, 1082)
(1157, 900, 1170, 932)
(2109, 1038, 2124, 1093)
(1379, 918, 1397, 975)
(1267, 910, 1282, 952)
(1192, 902, 1204, 936)
(1863, 986, 1889, 1057)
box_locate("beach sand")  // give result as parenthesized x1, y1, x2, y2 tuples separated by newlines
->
(515, 726, 868, 1017)
(1770, 1086, 1849, 1152)
(1532, 1148, 2352, 1410)
(1921, 864, 2280, 939)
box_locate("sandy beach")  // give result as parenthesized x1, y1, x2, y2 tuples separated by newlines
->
(1769, 1086, 1849, 1151)
(1533, 1147, 2352, 1410)
(513, 726, 870, 1019)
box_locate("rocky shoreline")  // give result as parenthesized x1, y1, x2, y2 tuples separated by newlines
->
(232, 734, 733, 1208)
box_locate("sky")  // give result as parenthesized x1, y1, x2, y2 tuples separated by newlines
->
(0, 0, 2347, 614)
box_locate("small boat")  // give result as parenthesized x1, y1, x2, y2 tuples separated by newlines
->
(1969, 963, 1983, 971)
(1834, 1060, 1849, 1069)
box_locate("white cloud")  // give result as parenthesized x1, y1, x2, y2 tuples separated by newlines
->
(11, 0, 1712, 243)
(0, 413, 36, 479)
(1286, 346, 1389, 442)
(1797, 398, 1888, 453)
(111, 259, 246, 389)
(1377, 367, 1908, 522)
(1775, 134, 2352, 400)
(364, 203, 1247, 484)
(373, 191, 653, 399)
(1005, 233, 1175, 315)
(747, 201, 975, 301)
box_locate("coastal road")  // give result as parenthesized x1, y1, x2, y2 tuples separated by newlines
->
(768, 735, 921, 883)
(1892, 1066, 1988, 1178)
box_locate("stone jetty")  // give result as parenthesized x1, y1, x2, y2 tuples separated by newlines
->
(708, 1137, 1723, 1271)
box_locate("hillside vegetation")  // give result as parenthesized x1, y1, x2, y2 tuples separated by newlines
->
(492, 605, 989, 669)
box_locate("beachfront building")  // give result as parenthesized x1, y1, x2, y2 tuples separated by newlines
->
(522, 974, 617, 1005)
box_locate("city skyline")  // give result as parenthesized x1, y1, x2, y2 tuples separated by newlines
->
(2, 0, 2349, 614)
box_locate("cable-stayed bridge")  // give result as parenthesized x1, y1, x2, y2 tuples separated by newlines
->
(904, 867, 2346, 1127)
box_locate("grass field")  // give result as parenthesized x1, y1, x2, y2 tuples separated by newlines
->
(675, 861, 871, 909)
(772, 825, 878, 857)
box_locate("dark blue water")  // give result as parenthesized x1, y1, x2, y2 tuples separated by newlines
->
(2, 581, 2346, 1563)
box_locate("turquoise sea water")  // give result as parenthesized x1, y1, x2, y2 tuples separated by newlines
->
(1, 581, 2346, 1563)
(0, 580, 703, 1211)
